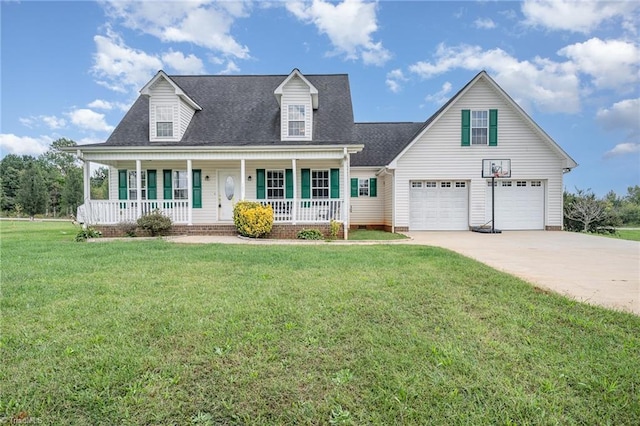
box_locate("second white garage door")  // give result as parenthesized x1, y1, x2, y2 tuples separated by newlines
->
(485, 180, 544, 230)
(410, 181, 469, 230)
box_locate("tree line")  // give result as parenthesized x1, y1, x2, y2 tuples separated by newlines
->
(0, 138, 108, 219)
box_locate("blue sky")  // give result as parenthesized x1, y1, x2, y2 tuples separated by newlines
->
(1, 0, 638, 196)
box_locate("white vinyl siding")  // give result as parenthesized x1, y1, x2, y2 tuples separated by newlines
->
(149, 78, 196, 142)
(281, 76, 313, 141)
(351, 168, 385, 227)
(394, 77, 565, 230)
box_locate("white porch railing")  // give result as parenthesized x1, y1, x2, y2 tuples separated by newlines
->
(78, 200, 189, 225)
(253, 199, 343, 223)
(78, 199, 343, 225)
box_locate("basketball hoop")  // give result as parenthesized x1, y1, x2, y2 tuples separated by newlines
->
(482, 159, 511, 179)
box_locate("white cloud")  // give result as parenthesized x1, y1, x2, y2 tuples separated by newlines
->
(521, 0, 640, 34)
(67, 109, 114, 133)
(18, 115, 66, 130)
(596, 98, 640, 131)
(474, 18, 496, 29)
(162, 50, 206, 74)
(102, 0, 250, 59)
(385, 69, 407, 93)
(0, 134, 50, 156)
(218, 60, 240, 75)
(92, 28, 163, 93)
(604, 143, 640, 158)
(598, 98, 640, 158)
(41, 115, 67, 129)
(286, 0, 391, 66)
(557, 38, 640, 92)
(409, 43, 581, 113)
(425, 81, 453, 105)
(88, 99, 131, 112)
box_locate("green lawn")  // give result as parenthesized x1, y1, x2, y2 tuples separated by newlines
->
(613, 229, 640, 242)
(2, 221, 639, 425)
(347, 229, 408, 240)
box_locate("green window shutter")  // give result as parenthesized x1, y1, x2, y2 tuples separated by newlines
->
(256, 169, 266, 199)
(192, 169, 202, 208)
(330, 169, 340, 199)
(489, 109, 498, 146)
(351, 178, 359, 197)
(147, 170, 157, 200)
(461, 109, 470, 147)
(163, 169, 172, 200)
(370, 178, 377, 197)
(118, 169, 128, 200)
(301, 169, 310, 199)
(285, 169, 293, 199)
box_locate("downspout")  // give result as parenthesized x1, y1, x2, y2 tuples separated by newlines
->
(377, 167, 394, 233)
(343, 147, 349, 240)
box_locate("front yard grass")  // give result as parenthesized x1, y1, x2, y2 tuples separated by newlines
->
(2, 221, 639, 425)
(612, 228, 640, 241)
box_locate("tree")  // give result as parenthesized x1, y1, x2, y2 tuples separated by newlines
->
(61, 167, 84, 216)
(90, 167, 109, 200)
(564, 188, 608, 232)
(0, 154, 33, 212)
(40, 138, 78, 176)
(625, 185, 640, 205)
(16, 162, 48, 219)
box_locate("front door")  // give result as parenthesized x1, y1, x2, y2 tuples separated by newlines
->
(218, 170, 240, 221)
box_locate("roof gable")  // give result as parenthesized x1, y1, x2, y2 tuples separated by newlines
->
(389, 71, 577, 169)
(140, 70, 202, 111)
(274, 68, 319, 109)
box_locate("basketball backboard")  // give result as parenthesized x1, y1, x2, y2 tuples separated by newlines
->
(482, 159, 511, 178)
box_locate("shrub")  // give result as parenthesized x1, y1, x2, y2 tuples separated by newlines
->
(137, 209, 172, 236)
(329, 219, 341, 239)
(297, 228, 324, 240)
(116, 221, 138, 237)
(233, 201, 274, 238)
(75, 226, 102, 242)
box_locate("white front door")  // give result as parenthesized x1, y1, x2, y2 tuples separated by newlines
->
(218, 170, 240, 221)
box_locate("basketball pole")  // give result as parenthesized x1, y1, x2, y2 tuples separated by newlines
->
(491, 175, 495, 233)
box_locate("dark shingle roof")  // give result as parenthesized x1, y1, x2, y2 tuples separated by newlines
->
(351, 122, 424, 167)
(104, 74, 356, 146)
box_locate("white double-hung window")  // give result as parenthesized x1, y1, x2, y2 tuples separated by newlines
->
(471, 110, 488, 145)
(128, 170, 147, 200)
(267, 170, 285, 199)
(156, 106, 174, 138)
(312, 170, 329, 199)
(288, 105, 305, 137)
(173, 170, 188, 200)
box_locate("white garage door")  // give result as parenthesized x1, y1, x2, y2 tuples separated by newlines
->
(485, 180, 544, 230)
(410, 181, 469, 230)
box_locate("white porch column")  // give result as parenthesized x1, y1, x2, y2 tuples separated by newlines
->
(83, 160, 91, 203)
(291, 159, 297, 224)
(187, 159, 193, 225)
(240, 159, 246, 200)
(136, 160, 142, 219)
(343, 148, 349, 240)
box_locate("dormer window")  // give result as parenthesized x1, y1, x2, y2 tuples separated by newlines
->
(156, 106, 174, 138)
(288, 105, 305, 137)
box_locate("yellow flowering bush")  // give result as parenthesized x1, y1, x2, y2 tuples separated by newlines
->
(233, 201, 274, 238)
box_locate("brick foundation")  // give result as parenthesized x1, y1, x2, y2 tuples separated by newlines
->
(95, 223, 344, 240)
(545, 225, 563, 231)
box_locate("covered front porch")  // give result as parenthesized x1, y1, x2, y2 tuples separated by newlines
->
(73, 145, 361, 237)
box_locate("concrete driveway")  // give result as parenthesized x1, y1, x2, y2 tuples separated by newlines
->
(405, 231, 640, 315)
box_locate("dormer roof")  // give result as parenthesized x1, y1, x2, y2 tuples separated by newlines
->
(140, 70, 202, 111)
(274, 68, 319, 109)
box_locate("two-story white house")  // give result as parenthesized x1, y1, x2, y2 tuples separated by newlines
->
(69, 69, 577, 238)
